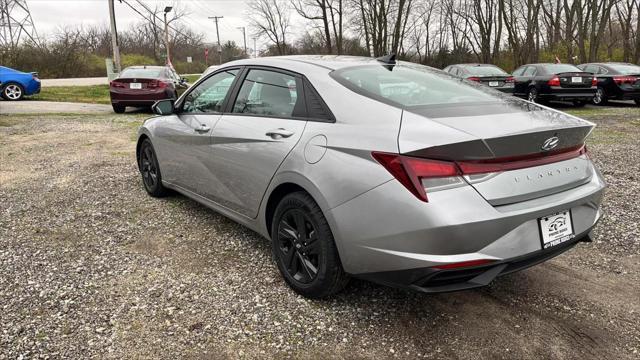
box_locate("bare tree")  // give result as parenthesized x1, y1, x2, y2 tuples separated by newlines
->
(249, 0, 291, 55)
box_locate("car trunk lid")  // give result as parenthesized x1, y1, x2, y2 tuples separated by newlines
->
(555, 72, 594, 88)
(398, 102, 595, 205)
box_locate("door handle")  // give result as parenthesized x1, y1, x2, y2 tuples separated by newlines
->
(195, 124, 210, 133)
(265, 128, 294, 139)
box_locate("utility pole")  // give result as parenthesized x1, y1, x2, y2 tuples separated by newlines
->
(163, 6, 173, 66)
(253, 38, 257, 58)
(237, 26, 247, 56)
(208, 16, 223, 64)
(107, 0, 121, 73)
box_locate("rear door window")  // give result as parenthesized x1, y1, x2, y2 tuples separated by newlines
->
(523, 66, 537, 76)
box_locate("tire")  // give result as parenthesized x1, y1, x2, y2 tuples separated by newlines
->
(138, 139, 169, 197)
(2, 82, 24, 101)
(527, 88, 539, 103)
(592, 87, 608, 105)
(271, 192, 348, 298)
(573, 100, 587, 107)
(112, 104, 126, 113)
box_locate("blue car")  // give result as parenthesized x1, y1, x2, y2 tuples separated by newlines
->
(0, 66, 41, 100)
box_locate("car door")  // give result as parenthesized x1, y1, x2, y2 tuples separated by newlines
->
(153, 68, 240, 193)
(206, 67, 307, 218)
(516, 66, 536, 95)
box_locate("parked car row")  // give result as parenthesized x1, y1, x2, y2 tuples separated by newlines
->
(444, 62, 640, 107)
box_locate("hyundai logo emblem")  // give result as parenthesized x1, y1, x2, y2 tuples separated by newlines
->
(542, 136, 559, 151)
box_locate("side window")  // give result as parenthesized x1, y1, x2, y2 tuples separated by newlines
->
(512, 66, 525, 76)
(182, 69, 238, 113)
(584, 65, 598, 74)
(523, 66, 537, 76)
(232, 69, 303, 118)
(597, 66, 608, 75)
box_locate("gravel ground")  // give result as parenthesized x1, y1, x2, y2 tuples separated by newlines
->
(1, 104, 639, 359)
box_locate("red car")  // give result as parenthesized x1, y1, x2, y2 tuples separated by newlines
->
(109, 65, 188, 113)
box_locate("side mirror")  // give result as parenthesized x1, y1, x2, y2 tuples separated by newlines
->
(152, 99, 175, 115)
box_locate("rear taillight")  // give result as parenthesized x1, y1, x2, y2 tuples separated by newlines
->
(467, 77, 481, 82)
(456, 145, 587, 174)
(547, 76, 561, 86)
(613, 76, 638, 85)
(372, 145, 587, 202)
(372, 152, 462, 202)
(110, 80, 125, 88)
(505, 76, 515, 83)
(591, 77, 597, 86)
(148, 80, 169, 89)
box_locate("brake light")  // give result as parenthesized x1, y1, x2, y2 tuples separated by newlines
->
(505, 76, 515, 83)
(371, 152, 461, 202)
(432, 259, 495, 270)
(372, 145, 587, 202)
(547, 76, 561, 86)
(110, 80, 125, 88)
(456, 144, 587, 174)
(613, 76, 638, 85)
(591, 77, 597, 86)
(467, 77, 481, 82)
(148, 80, 169, 89)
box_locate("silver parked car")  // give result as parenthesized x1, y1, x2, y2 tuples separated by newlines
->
(136, 55, 605, 298)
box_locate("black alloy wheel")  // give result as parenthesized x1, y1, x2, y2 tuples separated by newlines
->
(277, 209, 321, 284)
(271, 192, 348, 298)
(138, 139, 168, 197)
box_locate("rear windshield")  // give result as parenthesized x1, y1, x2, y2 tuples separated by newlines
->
(120, 68, 165, 79)
(331, 64, 501, 107)
(542, 64, 582, 74)
(609, 64, 640, 75)
(462, 66, 508, 76)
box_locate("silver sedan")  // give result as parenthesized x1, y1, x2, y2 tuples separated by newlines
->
(136, 55, 605, 298)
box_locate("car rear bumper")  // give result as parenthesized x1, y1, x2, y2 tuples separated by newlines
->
(25, 80, 40, 95)
(326, 161, 605, 288)
(110, 88, 175, 105)
(540, 90, 596, 101)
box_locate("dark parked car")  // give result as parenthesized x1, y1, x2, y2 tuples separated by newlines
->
(512, 63, 596, 106)
(442, 63, 515, 93)
(109, 65, 188, 113)
(577, 62, 640, 106)
(0, 65, 41, 101)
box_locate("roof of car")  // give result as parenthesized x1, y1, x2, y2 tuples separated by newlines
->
(456, 63, 499, 67)
(222, 55, 407, 73)
(124, 65, 167, 70)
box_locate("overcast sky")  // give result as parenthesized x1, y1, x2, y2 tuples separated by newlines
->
(27, 0, 272, 53)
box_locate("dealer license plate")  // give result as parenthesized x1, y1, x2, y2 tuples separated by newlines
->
(571, 77, 582, 83)
(130, 83, 142, 89)
(539, 210, 574, 249)
(489, 81, 499, 87)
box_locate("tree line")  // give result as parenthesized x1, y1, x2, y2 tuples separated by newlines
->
(250, 0, 640, 69)
(0, 0, 637, 78)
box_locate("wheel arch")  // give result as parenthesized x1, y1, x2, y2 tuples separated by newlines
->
(262, 175, 331, 239)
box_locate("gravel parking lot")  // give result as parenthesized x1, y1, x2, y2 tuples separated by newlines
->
(1, 104, 639, 359)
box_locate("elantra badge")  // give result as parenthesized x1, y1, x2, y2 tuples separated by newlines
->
(542, 136, 559, 151)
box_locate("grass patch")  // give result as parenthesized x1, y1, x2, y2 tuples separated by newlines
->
(184, 74, 201, 84)
(31, 85, 111, 105)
